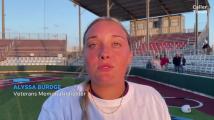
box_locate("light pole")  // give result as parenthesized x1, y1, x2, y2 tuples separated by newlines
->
(146, 0, 150, 54)
(2, 0, 5, 39)
(195, 0, 198, 54)
(43, 0, 47, 37)
(78, 5, 81, 52)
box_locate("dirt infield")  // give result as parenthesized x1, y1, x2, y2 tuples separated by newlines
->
(127, 76, 214, 116)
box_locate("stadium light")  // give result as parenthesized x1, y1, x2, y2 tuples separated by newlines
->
(78, 5, 81, 52)
(43, 0, 47, 35)
(146, 0, 150, 53)
(195, 0, 199, 54)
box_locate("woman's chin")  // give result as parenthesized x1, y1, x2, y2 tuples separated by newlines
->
(93, 76, 115, 86)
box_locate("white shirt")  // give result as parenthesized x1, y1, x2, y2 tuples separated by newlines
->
(38, 81, 171, 120)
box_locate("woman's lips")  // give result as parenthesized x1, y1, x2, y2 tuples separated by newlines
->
(97, 64, 114, 72)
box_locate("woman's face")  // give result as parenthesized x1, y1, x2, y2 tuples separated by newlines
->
(84, 20, 132, 86)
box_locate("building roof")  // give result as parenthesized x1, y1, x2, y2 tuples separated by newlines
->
(71, 0, 210, 21)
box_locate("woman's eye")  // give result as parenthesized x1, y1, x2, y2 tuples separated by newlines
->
(112, 42, 121, 47)
(87, 43, 96, 48)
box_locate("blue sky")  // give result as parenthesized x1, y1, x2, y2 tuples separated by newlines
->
(0, 0, 213, 49)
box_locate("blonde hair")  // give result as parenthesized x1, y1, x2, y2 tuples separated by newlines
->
(80, 81, 90, 120)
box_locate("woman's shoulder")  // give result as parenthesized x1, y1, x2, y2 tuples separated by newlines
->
(38, 82, 86, 119)
(41, 82, 85, 109)
(127, 82, 170, 120)
(128, 81, 155, 90)
(53, 81, 85, 96)
(56, 82, 85, 94)
(128, 81, 162, 97)
(127, 81, 166, 106)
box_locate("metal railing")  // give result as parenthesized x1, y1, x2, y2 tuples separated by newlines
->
(130, 26, 196, 36)
(0, 32, 67, 40)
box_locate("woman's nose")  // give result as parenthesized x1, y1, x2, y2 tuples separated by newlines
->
(100, 54, 110, 60)
(99, 46, 110, 60)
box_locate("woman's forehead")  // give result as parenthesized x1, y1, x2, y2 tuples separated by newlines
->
(85, 20, 127, 39)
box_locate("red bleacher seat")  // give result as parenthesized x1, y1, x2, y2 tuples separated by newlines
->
(131, 33, 195, 55)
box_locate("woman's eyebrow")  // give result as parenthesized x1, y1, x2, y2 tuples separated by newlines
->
(86, 36, 97, 41)
(112, 35, 125, 40)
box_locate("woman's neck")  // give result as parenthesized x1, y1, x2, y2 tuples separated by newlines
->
(89, 81, 126, 100)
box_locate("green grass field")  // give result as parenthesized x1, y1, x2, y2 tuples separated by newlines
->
(169, 107, 214, 120)
(0, 73, 214, 120)
(0, 73, 82, 120)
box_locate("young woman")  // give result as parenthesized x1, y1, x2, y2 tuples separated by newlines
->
(38, 17, 171, 120)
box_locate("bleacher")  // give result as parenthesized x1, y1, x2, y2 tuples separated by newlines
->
(69, 56, 84, 66)
(131, 54, 214, 77)
(184, 55, 214, 75)
(132, 56, 152, 68)
(0, 33, 67, 66)
(131, 33, 196, 56)
(0, 40, 66, 57)
(0, 57, 65, 66)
